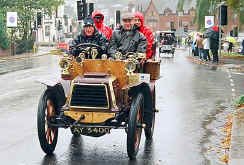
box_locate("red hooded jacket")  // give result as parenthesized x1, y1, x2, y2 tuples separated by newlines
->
(92, 10, 113, 40)
(134, 12, 154, 59)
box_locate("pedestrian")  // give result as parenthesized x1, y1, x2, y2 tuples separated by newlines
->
(196, 34, 204, 60)
(68, 17, 109, 58)
(206, 25, 221, 63)
(202, 36, 210, 61)
(108, 12, 147, 59)
(92, 10, 113, 40)
(209, 37, 219, 63)
(228, 42, 233, 54)
(133, 12, 154, 59)
(242, 40, 244, 55)
(223, 41, 229, 53)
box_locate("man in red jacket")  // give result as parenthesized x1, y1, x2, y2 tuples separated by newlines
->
(92, 10, 113, 40)
(134, 12, 154, 59)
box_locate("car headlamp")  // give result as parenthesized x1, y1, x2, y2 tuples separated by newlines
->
(59, 59, 69, 69)
(125, 61, 136, 73)
(76, 53, 85, 64)
(101, 54, 107, 60)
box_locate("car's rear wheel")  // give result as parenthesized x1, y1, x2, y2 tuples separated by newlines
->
(127, 93, 144, 159)
(144, 110, 155, 140)
(37, 90, 58, 154)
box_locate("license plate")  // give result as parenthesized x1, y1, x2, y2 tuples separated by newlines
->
(74, 127, 111, 134)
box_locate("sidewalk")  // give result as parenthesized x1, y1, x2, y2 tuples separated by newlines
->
(0, 46, 57, 75)
(229, 111, 244, 165)
(187, 55, 244, 165)
(0, 46, 56, 62)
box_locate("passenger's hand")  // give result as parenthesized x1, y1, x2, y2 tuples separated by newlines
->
(140, 58, 146, 65)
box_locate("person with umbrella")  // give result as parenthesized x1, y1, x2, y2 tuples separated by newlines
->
(206, 25, 221, 63)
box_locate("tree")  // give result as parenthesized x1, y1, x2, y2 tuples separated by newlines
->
(177, 0, 244, 30)
(0, 13, 9, 50)
(0, 0, 64, 40)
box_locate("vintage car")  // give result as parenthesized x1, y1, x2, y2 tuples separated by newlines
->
(37, 43, 160, 159)
(158, 31, 176, 57)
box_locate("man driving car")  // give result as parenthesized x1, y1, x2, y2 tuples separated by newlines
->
(69, 17, 109, 58)
(108, 12, 147, 59)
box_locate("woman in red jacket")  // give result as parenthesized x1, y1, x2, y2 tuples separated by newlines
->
(134, 12, 154, 59)
(92, 10, 113, 40)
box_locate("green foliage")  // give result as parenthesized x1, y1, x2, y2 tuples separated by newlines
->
(178, 0, 244, 30)
(235, 95, 244, 107)
(0, 14, 9, 50)
(0, 0, 64, 40)
(0, 0, 64, 53)
(15, 37, 34, 54)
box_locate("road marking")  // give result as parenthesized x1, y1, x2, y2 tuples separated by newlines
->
(230, 83, 235, 87)
(231, 72, 244, 76)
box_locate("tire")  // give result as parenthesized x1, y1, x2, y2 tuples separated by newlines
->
(144, 110, 155, 140)
(127, 93, 144, 159)
(37, 90, 58, 154)
(144, 88, 155, 140)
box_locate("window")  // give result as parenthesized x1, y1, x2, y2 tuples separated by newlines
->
(179, 20, 182, 27)
(45, 26, 50, 36)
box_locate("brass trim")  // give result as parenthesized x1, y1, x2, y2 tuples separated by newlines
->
(69, 83, 110, 110)
(64, 111, 115, 123)
(108, 76, 118, 109)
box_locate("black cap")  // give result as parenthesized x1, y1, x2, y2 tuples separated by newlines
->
(83, 17, 94, 27)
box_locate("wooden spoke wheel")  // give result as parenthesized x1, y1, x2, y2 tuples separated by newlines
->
(37, 90, 58, 154)
(127, 93, 144, 160)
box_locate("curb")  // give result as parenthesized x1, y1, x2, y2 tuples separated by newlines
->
(0, 48, 58, 62)
(229, 111, 244, 165)
(186, 56, 244, 73)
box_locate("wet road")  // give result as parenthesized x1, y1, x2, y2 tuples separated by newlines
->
(0, 49, 244, 165)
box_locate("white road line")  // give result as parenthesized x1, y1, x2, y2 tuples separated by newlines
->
(230, 72, 244, 76)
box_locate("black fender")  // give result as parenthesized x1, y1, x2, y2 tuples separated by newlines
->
(129, 82, 154, 129)
(45, 84, 66, 114)
(37, 78, 69, 113)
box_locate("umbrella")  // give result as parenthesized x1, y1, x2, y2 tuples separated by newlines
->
(226, 37, 237, 44)
(189, 32, 195, 37)
(206, 26, 219, 40)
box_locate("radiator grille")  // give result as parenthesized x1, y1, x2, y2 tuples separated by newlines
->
(70, 84, 109, 109)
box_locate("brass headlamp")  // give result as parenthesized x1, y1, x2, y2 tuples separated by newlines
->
(75, 53, 85, 65)
(125, 54, 137, 75)
(59, 54, 73, 78)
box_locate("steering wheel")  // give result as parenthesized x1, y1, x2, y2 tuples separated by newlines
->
(74, 43, 105, 59)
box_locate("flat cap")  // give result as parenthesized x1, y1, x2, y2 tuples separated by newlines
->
(122, 12, 134, 20)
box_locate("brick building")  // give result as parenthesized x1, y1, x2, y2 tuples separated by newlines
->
(137, 0, 198, 33)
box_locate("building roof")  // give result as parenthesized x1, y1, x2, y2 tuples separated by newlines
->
(134, 0, 195, 14)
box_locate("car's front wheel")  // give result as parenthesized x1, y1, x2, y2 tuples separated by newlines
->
(37, 90, 58, 154)
(127, 93, 144, 159)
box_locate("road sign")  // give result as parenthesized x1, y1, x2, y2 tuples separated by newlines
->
(6, 12, 17, 27)
(205, 16, 214, 28)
